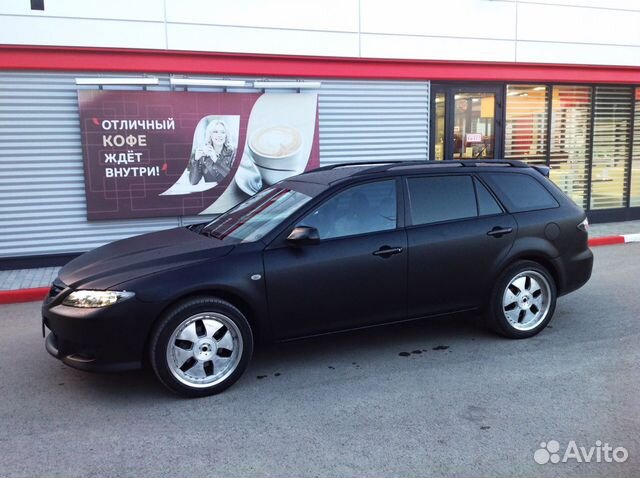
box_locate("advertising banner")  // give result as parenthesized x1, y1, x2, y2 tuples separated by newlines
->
(78, 90, 320, 220)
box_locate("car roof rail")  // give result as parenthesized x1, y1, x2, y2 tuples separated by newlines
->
(311, 160, 422, 172)
(457, 159, 529, 168)
(313, 159, 537, 177)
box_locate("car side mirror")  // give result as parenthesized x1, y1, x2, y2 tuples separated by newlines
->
(286, 226, 320, 245)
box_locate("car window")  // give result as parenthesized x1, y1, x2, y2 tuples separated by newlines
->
(201, 184, 317, 243)
(485, 173, 559, 213)
(474, 178, 503, 216)
(298, 180, 397, 240)
(407, 175, 477, 225)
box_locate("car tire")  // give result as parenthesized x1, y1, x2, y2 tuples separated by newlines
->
(149, 296, 253, 398)
(487, 260, 557, 339)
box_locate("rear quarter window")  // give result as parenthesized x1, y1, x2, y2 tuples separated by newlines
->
(484, 173, 559, 213)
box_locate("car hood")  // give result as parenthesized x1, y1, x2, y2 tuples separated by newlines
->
(58, 227, 234, 290)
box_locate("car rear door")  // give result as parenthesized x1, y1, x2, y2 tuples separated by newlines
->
(405, 174, 517, 318)
(263, 178, 408, 340)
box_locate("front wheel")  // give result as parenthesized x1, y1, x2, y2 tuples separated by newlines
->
(487, 260, 557, 339)
(149, 297, 253, 398)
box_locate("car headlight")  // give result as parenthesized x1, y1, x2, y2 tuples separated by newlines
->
(62, 290, 135, 308)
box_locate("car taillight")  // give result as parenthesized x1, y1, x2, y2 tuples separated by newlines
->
(577, 218, 589, 233)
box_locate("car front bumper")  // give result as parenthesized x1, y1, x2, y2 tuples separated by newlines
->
(42, 293, 158, 373)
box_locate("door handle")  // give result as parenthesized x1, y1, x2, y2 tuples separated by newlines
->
(487, 227, 513, 238)
(372, 246, 404, 257)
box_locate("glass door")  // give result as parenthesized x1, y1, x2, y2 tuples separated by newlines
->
(431, 85, 504, 161)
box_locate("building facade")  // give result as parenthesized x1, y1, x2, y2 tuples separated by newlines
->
(1, 0, 640, 265)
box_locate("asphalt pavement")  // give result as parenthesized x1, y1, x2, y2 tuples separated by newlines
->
(0, 244, 639, 478)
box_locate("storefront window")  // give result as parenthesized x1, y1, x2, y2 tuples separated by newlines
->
(453, 92, 495, 159)
(550, 86, 592, 209)
(505, 85, 548, 165)
(497, 83, 639, 212)
(631, 88, 640, 207)
(434, 92, 446, 160)
(590, 86, 633, 210)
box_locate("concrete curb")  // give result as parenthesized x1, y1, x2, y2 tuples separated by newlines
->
(0, 234, 638, 305)
(0, 287, 49, 305)
(589, 233, 640, 247)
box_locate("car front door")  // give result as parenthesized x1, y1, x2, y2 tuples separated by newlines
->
(263, 178, 407, 340)
(405, 174, 517, 318)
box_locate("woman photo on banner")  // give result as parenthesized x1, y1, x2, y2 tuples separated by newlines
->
(188, 119, 236, 185)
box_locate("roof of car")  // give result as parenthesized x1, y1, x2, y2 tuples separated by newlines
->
(292, 160, 543, 185)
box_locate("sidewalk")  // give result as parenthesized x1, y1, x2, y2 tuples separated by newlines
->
(1, 220, 639, 299)
(588, 219, 640, 238)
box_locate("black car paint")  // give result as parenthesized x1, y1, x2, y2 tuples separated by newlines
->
(406, 212, 518, 318)
(57, 227, 235, 290)
(42, 163, 593, 372)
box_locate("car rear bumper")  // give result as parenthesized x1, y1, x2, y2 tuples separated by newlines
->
(554, 247, 594, 296)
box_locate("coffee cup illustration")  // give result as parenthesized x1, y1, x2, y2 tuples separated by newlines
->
(249, 126, 304, 185)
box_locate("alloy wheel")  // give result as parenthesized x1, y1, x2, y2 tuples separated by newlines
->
(166, 313, 243, 389)
(502, 270, 552, 331)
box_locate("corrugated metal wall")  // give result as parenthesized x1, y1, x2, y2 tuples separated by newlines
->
(317, 80, 429, 164)
(0, 72, 429, 258)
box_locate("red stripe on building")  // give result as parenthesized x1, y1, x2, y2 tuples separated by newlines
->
(1, 45, 640, 83)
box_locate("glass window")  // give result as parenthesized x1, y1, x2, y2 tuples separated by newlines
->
(407, 176, 477, 225)
(434, 92, 446, 160)
(549, 86, 592, 209)
(475, 178, 503, 216)
(590, 86, 633, 210)
(201, 184, 317, 243)
(486, 173, 559, 213)
(631, 87, 640, 207)
(298, 180, 396, 240)
(505, 85, 549, 165)
(453, 93, 495, 159)
(504, 84, 637, 210)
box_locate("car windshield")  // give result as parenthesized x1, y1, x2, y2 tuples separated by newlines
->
(200, 183, 317, 243)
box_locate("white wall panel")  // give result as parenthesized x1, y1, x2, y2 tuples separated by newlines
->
(0, 0, 164, 21)
(361, 0, 516, 40)
(166, 0, 358, 32)
(0, 1, 638, 70)
(517, 41, 640, 67)
(517, 3, 640, 46)
(361, 34, 516, 62)
(167, 23, 359, 57)
(0, 16, 166, 49)
(516, 0, 640, 11)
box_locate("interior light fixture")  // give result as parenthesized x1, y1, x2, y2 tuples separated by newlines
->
(75, 77, 159, 86)
(170, 78, 247, 87)
(252, 81, 322, 89)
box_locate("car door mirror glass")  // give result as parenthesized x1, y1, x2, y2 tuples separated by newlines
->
(287, 226, 320, 245)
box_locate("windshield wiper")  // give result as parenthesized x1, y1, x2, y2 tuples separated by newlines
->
(186, 223, 206, 234)
(201, 228, 226, 240)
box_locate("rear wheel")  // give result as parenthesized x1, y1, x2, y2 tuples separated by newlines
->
(149, 297, 253, 397)
(488, 260, 556, 338)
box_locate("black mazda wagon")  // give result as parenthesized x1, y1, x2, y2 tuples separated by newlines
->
(43, 160, 593, 397)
